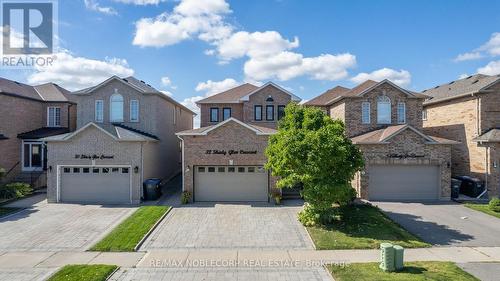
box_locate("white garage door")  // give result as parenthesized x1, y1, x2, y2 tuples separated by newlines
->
(194, 166, 268, 202)
(60, 166, 131, 204)
(368, 165, 440, 201)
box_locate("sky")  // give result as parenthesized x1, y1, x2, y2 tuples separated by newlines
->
(2, 0, 500, 127)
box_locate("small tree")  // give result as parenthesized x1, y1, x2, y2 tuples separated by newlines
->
(265, 103, 364, 225)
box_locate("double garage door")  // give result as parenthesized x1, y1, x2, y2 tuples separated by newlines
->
(194, 166, 268, 202)
(368, 165, 440, 201)
(59, 166, 131, 204)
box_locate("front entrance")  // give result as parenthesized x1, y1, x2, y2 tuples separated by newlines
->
(22, 141, 44, 171)
(194, 166, 269, 202)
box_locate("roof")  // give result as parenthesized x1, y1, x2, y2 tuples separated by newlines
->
(196, 82, 302, 104)
(33, 83, 74, 102)
(423, 74, 500, 105)
(304, 86, 350, 106)
(473, 128, 500, 143)
(351, 124, 458, 145)
(0, 77, 73, 103)
(176, 117, 276, 136)
(43, 122, 158, 142)
(73, 76, 196, 115)
(17, 127, 70, 139)
(0, 133, 8, 140)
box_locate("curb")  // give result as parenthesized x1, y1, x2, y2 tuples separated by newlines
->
(134, 206, 173, 251)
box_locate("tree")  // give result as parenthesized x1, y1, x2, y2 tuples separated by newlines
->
(265, 103, 364, 225)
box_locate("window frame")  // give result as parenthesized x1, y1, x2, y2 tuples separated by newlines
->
(130, 99, 139, 122)
(254, 105, 262, 121)
(95, 100, 104, 123)
(277, 105, 286, 120)
(376, 96, 392, 124)
(210, 107, 219, 122)
(266, 105, 275, 121)
(397, 102, 406, 124)
(361, 102, 371, 124)
(422, 109, 428, 121)
(110, 93, 124, 123)
(47, 106, 61, 127)
(223, 107, 232, 121)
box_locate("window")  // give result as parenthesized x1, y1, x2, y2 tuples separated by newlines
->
(228, 167, 235, 173)
(218, 167, 225, 172)
(63, 167, 70, 173)
(111, 167, 119, 173)
(238, 167, 245, 173)
(130, 100, 139, 122)
(102, 168, 109, 173)
(83, 167, 90, 173)
(266, 96, 274, 102)
(121, 168, 129, 173)
(397, 102, 406, 124)
(210, 108, 219, 122)
(92, 168, 100, 173)
(198, 167, 205, 173)
(248, 167, 255, 173)
(254, 105, 262, 121)
(377, 96, 391, 124)
(22, 142, 43, 171)
(362, 102, 370, 124)
(95, 100, 104, 123)
(110, 94, 124, 122)
(47, 107, 61, 127)
(278, 105, 286, 120)
(73, 167, 80, 173)
(223, 108, 231, 120)
(208, 167, 215, 172)
(173, 107, 176, 125)
(422, 109, 428, 121)
(266, 105, 275, 121)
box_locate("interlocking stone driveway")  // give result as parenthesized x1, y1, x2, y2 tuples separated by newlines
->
(0, 200, 135, 252)
(0, 268, 56, 281)
(141, 203, 314, 250)
(109, 267, 332, 281)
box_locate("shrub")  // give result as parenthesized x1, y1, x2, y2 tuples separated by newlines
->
(270, 190, 282, 205)
(298, 204, 341, 226)
(0, 167, 5, 181)
(181, 191, 192, 204)
(489, 198, 500, 213)
(0, 182, 32, 200)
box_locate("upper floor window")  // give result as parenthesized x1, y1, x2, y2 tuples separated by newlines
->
(377, 96, 391, 124)
(277, 105, 286, 120)
(254, 105, 262, 121)
(223, 108, 231, 121)
(361, 102, 370, 124)
(266, 105, 275, 121)
(47, 107, 61, 127)
(266, 96, 274, 102)
(422, 109, 428, 121)
(210, 107, 219, 122)
(110, 94, 124, 122)
(95, 100, 104, 123)
(397, 102, 406, 124)
(130, 100, 139, 122)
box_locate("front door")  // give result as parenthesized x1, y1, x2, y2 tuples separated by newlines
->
(22, 141, 44, 171)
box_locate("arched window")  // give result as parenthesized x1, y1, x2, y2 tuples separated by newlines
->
(110, 94, 124, 122)
(377, 95, 391, 124)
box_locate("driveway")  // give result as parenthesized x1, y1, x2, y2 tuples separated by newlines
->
(374, 201, 500, 247)
(140, 202, 314, 250)
(0, 195, 136, 251)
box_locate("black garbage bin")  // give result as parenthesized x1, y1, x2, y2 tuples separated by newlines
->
(143, 178, 162, 200)
(451, 178, 461, 199)
(455, 176, 485, 198)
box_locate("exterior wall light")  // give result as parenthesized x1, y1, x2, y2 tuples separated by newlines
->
(447, 162, 451, 168)
(49, 166, 52, 172)
(185, 165, 190, 172)
(134, 166, 139, 173)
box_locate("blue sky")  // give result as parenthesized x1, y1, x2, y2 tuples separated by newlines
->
(2, 0, 500, 125)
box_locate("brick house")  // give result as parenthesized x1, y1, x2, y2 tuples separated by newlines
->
(176, 82, 301, 202)
(43, 76, 195, 204)
(305, 80, 457, 201)
(422, 74, 500, 197)
(0, 77, 76, 188)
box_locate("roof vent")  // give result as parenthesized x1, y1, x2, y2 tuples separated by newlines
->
(140, 80, 145, 83)
(472, 79, 479, 84)
(123, 78, 128, 83)
(449, 81, 455, 85)
(467, 75, 473, 79)
(422, 89, 427, 92)
(434, 86, 440, 89)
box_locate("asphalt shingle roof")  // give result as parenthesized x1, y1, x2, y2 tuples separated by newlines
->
(0, 77, 73, 102)
(473, 128, 500, 143)
(196, 83, 259, 104)
(304, 86, 350, 106)
(351, 125, 458, 144)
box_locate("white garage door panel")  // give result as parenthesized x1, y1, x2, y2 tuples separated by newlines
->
(195, 166, 268, 202)
(60, 167, 131, 204)
(369, 165, 439, 201)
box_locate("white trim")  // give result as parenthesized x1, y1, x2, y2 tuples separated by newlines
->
(177, 135, 185, 192)
(357, 79, 416, 97)
(110, 93, 124, 123)
(361, 102, 370, 124)
(239, 82, 302, 102)
(74, 76, 147, 95)
(422, 109, 428, 121)
(397, 102, 406, 124)
(130, 99, 139, 122)
(47, 106, 61, 127)
(21, 140, 44, 172)
(376, 96, 391, 124)
(381, 125, 436, 143)
(56, 164, 133, 204)
(61, 122, 118, 141)
(95, 100, 104, 123)
(176, 117, 275, 136)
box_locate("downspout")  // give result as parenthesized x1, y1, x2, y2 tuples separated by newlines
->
(140, 142, 144, 200)
(177, 135, 185, 192)
(475, 95, 489, 192)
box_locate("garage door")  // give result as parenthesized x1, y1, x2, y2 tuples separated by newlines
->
(194, 166, 268, 202)
(368, 165, 439, 201)
(60, 166, 131, 204)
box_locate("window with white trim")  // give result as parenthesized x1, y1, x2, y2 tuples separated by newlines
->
(422, 109, 428, 121)
(397, 102, 406, 124)
(361, 102, 370, 124)
(130, 100, 139, 122)
(95, 100, 104, 122)
(377, 96, 391, 124)
(110, 94, 124, 122)
(47, 107, 61, 127)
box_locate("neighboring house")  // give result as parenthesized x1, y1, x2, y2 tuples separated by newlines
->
(44, 76, 195, 204)
(305, 79, 457, 201)
(422, 74, 500, 197)
(0, 77, 76, 187)
(176, 82, 300, 202)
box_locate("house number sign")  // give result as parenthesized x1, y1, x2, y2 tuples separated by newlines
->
(205, 149, 257, 156)
(75, 154, 115, 160)
(386, 153, 425, 159)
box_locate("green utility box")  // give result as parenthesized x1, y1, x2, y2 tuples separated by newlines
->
(393, 245, 404, 271)
(379, 243, 395, 272)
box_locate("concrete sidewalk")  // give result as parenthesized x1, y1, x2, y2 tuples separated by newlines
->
(0, 247, 499, 269)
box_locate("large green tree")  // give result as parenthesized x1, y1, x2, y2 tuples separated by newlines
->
(265, 103, 364, 225)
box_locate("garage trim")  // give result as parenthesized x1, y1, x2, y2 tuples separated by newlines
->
(56, 164, 133, 204)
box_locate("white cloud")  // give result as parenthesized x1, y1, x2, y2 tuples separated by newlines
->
(458, 73, 469, 79)
(132, 0, 232, 47)
(84, 0, 118, 15)
(113, 0, 165, 5)
(160, 90, 173, 97)
(477, 60, 500, 76)
(455, 32, 500, 61)
(180, 95, 204, 128)
(454, 52, 483, 62)
(350, 68, 411, 87)
(161, 76, 172, 86)
(195, 78, 240, 95)
(27, 50, 134, 90)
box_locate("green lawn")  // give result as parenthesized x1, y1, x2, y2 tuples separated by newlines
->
(464, 203, 500, 219)
(90, 206, 171, 252)
(328, 261, 479, 281)
(307, 205, 429, 249)
(47, 264, 118, 281)
(0, 207, 20, 218)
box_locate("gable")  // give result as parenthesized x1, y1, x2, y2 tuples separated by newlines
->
(383, 125, 435, 144)
(361, 81, 413, 101)
(240, 82, 301, 102)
